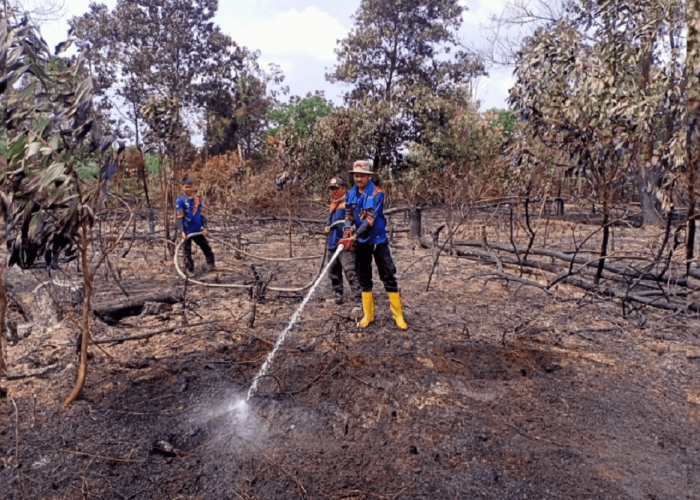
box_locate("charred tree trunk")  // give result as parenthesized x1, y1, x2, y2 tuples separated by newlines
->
(286, 184, 294, 258)
(638, 39, 665, 227)
(687, 0, 700, 278)
(408, 208, 422, 240)
(637, 170, 664, 227)
(555, 180, 565, 216)
(0, 220, 6, 400)
(64, 219, 93, 407)
(595, 199, 610, 285)
(137, 148, 151, 208)
(204, 108, 209, 170)
(93, 291, 182, 324)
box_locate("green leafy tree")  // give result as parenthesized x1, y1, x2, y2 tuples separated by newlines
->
(70, 0, 253, 150)
(1, 14, 127, 406)
(267, 92, 333, 139)
(291, 103, 380, 191)
(404, 88, 511, 237)
(488, 109, 516, 136)
(509, 0, 688, 281)
(327, 0, 485, 173)
(230, 64, 286, 157)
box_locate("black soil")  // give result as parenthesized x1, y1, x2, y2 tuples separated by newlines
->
(3, 209, 698, 499)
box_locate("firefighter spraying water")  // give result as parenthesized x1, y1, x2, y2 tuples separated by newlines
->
(172, 163, 407, 414)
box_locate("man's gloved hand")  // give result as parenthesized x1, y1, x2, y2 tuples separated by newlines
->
(324, 226, 331, 236)
(203, 228, 210, 237)
(338, 228, 356, 251)
(355, 220, 371, 239)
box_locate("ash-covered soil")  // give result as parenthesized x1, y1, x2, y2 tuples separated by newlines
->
(2, 208, 698, 499)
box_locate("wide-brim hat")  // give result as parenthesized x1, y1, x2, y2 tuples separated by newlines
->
(328, 176, 347, 188)
(348, 160, 375, 175)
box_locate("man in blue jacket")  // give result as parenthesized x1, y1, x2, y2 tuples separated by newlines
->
(338, 161, 408, 330)
(176, 177, 215, 273)
(324, 177, 362, 305)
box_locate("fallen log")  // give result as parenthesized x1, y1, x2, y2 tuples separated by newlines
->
(446, 244, 697, 313)
(92, 321, 215, 344)
(420, 236, 700, 283)
(93, 292, 182, 325)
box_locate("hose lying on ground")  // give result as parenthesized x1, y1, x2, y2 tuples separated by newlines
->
(172, 220, 345, 292)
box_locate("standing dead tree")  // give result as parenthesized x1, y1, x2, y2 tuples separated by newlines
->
(140, 95, 189, 257)
(247, 264, 273, 328)
(687, 0, 700, 281)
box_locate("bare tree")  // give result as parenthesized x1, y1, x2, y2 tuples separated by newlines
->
(477, 0, 574, 67)
(8, 0, 66, 24)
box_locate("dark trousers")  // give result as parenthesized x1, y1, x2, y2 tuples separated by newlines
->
(183, 234, 215, 272)
(355, 241, 399, 293)
(328, 250, 362, 302)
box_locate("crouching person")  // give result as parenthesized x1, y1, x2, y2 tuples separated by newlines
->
(176, 177, 215, 273)
(324, 177, 362, 306)
(338, 161, 408, 330)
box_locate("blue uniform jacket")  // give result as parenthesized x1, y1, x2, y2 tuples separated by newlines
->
(325, 196, 347, 249)
(176, 194, 208, 234)
(346, 180, 387, 245)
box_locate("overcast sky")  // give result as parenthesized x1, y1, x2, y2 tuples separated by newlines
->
(39, 0, 514, 111)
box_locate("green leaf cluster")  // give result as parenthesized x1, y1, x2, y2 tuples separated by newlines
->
(1, 14, 109, 268)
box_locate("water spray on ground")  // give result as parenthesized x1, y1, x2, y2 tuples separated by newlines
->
(230, 245, 346, 418)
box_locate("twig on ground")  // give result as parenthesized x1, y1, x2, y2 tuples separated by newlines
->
(260, 451, 308, 496)
(7, 364, 60, 380)
(61, 449, 146, 464)
(426, 225, 446, 291)
(73, 321, 216, 344)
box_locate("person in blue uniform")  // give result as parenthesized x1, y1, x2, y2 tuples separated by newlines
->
(338, 161, 408, 329)
(324, 176, 362, 305)
(176, 177, 215, 273)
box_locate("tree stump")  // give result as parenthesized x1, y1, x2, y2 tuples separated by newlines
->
(409, 208, 422, 240)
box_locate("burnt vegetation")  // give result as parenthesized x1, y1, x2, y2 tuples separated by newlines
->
(2, 0, 699, 499)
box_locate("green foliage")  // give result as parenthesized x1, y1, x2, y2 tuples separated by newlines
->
(402, 89, 511, 203)
(509, 0, 686, 215)
(76, 160, 99, 178)
(488, 109, 516, 136)
(267, 93, 333, 138)
(327, 0, 485, 172)
(70, 0, 259, 153)
(228, 65, 286, 156)
(144, 152, 160, 176)
(0, 125, 6, 158)
(1, 15, 115, 268)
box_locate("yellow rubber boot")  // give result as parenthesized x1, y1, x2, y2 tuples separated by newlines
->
(359, 292, 374, 328)
(388, 292, 408, 330)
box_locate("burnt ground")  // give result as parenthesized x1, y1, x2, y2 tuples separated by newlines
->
(2, 207, 698, 500)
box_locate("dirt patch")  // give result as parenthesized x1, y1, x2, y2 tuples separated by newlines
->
(2, 208, 696, 499)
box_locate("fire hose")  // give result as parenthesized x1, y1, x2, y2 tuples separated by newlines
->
(173, 220, 346, 292)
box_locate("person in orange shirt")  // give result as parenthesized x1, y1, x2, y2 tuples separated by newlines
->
(323, 176, 362, 306)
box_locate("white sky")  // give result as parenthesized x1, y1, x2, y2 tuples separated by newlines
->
(38, 0, 513, 111)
